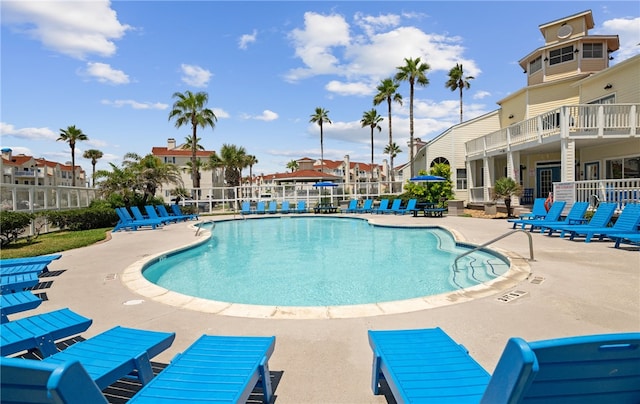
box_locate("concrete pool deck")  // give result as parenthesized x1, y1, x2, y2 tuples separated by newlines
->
(24, 214, 640, 403)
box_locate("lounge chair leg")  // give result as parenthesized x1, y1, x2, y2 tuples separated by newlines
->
(259, 356, 273, 403)
(371, 352, 381, 395)
(36, 334, 58, 358)
(133, 352, 154, 385)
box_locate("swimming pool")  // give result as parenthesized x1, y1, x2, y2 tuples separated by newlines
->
(142, 217, 510, 307)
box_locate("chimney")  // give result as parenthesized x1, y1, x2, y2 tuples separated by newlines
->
(1, 148, 12, 160)
(167, 138, 176, 149)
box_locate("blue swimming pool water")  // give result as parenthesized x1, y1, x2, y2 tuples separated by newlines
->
(143, 217, 509, 306)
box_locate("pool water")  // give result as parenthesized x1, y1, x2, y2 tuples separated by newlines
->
(143, 217, 509, 306)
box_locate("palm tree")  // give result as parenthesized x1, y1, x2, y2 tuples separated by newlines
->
(309, 107, 331, 173)
(286, 159, 299, 173)
(373, 78, 403, 181)
(207, 153, 224, 187)
(122, 152, 183, 205)
(360, 109, 383, 181)
(181, 136, 205, 152)
(82, 149, 103, 187)
(246, 155, 258, 185)
(383, 142, 402, 191)
(218, 144, 247, 188)
(57, 125, 88, 186)
(445, 63, 474, 123)
(395, 57, 430, 178)
(168, 90, 217, 189)
(94, 162, 137, 205)
(493, 177, 522, 217)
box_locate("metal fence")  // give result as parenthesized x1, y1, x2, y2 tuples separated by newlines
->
(1, 184, 98, 212)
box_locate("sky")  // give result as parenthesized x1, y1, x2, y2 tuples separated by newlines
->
(1, 1, 639, 177)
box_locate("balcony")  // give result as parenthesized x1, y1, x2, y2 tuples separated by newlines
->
(466, 104, 639, 157)
(14, 170, 37, 177)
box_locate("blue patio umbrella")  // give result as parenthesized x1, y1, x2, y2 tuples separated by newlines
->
(313, 182, 338, 187)
(409, 175, 446, 182)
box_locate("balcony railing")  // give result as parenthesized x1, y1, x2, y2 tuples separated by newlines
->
(466, 104, 639, 157)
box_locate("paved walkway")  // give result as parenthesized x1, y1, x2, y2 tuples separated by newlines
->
(28, 214, 640, 403)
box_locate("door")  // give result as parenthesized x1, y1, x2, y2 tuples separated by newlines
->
(584, 162, 599, 180)
(536, 166, 561, 198)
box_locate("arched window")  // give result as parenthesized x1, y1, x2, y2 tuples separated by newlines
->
(430, 157, 450, 167)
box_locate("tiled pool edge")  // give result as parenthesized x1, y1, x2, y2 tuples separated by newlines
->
(121, 217, 532, 319)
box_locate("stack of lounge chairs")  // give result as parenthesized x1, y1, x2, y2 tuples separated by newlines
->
(113, 205, 198, 232)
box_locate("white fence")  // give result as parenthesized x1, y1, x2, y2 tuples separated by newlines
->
(1, 184, 98, 212)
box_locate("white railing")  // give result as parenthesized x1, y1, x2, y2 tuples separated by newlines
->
(0, 184, 97, 212)
(575, 178, 640, 210)
(466, 103, 638, 156)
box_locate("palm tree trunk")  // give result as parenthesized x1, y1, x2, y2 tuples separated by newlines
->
(387, 98, 394, 182)
(70, 143, 76, 187)
(320, 124, 324, 173)
(370, 127, 374, 182)
(459, 86, 463, 123)
(191, 126, 199, 189)
(409, 82, 415, 178)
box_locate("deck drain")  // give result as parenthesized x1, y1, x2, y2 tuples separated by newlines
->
(530, 276, 545, 285)
(497, 290, 529, 303)
(123, 299, 145, 306)
(104, 273, 117, 281)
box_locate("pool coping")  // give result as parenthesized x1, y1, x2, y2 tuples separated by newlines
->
(121, 215, 532, 319)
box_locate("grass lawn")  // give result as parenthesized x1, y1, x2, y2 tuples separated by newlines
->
(0, 228, 112, 259)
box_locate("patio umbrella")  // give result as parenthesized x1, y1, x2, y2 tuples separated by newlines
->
(313, 182, 338, 187)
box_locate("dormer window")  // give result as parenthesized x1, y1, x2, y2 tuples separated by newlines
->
(582, 43, 603, 58)
(529, 56, 542, 74)
(549, 45, 575, 65)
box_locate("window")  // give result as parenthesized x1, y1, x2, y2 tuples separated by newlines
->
(582, 43, 603, 59)
(549, 45, 574, 65)
(529, 56, 542, 74)
(606, 156, 640, 179)
(456, 169, 467, 190)
(430, 157, 450, 167)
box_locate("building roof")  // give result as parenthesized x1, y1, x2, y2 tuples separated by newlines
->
(151, 147, 215, 158)
(262, 169, 341, 183)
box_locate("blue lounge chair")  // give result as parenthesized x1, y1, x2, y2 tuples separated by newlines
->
(1, 308, 92, 357)
(171, 204, 198, 220)
(1, 291, 42, 323)
(394, 199, 418, 215)
(0, 254, 61, 267)
(518, 197, 548, 221)
(386, 199, 402, 214)
(607, 232, 640, 248)
(113, 208, 162, 232)
(1, 334, 277, 404)
(144, 205, 176, 224)
(41, 326, 175, 390)
(369, 327, 640, 403)
(356, 199, 374, 213)
(543, 202, 617, 238)
(507, 200, 566, 230)
(280, 200, 291, 214)
(255, 201, 266, 214)
(1, 271, 40, 294)
(130, 206, 161, 223)
(293, 200, 307, 213)
(567, 203, 640, 243)
(523, 201, 589, 233)
(0, 262, 49, 276)
(344, 199, 359, 213)
(240, 201, 253, 215)
(267, 200, 278, 214)
(371, 199, 390, 214)
(156, 204, 191, 222)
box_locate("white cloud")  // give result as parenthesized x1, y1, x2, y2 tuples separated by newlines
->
(596, 16, 640, 61)
(255, 110, 279, 121)
(212, 108, 230, 119)
(83, 62, 130, 84)
(325, 80, 373, 96)
(473, 90, 491, 100)
(2, 0, 131, 59)
(239, 29, 257, 50)
(180, 64, 212, 87)
(0, 122, 57, 141)
(101, 99, 168, 110)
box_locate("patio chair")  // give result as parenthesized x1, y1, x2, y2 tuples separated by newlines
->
(607, 232, 640, 248)
(0, 262, 49, 277)
(356, 199, 374, 213)
(344, 199, 359, 213)
(280, 200, 291, 214)
(570, 203, 640, 243)
(113, 207, 163, 232)
(386, 199, 402, 214)
(0, 271, 40, 294)
(293, 200, 307, 213)
(522, 201, 589, 233)
(517, 197, 547, 221)
(144, 205, 176, 224)
(0, 254, 61, 268)
(156, 204, 191, 222)
(171, 204, 199, 220)
(0, 308, 92, 357)
(371, 199, 390, 214)
(507, 201, 566, 230)
(0, 291, 42, 323)
(255, 201, 266, 214)
(394, 199, 418, 215)
(369, 327, 640, 403)
(267, 200, 278, 214)
(240, 201, 254, 215)
(1, 334, 277, 404)
(542, 202, 617, 238)
(40, 325, 176, 390)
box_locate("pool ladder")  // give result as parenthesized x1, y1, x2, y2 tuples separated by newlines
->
(453, 229, 535, 272)
(195, 220, 215, 236)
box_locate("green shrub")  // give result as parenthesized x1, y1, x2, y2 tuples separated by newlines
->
(0, 211, 35, 247)
(43, 207, 118, 231)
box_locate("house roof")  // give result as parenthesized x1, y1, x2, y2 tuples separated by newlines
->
(263, 169, 341, 183)
(151, 147, 215, 158)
